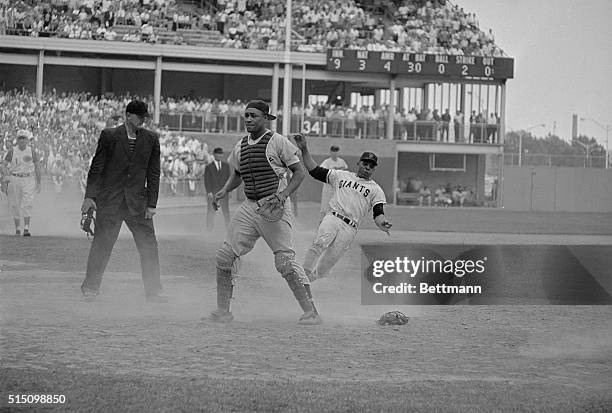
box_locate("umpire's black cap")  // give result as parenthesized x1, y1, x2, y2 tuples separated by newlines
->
(360, 152, 378, 166)
(213, 147, 224, 154)
(126, 100, 151, 117)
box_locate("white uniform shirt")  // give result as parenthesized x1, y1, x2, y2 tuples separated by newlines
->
(228, 129, 300, 194)
(320, 156, 348, 171)
(326, 169, 386, 227)
(7, 146, 35, 175)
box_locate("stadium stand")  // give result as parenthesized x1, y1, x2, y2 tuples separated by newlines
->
(0, 0, 505, 55)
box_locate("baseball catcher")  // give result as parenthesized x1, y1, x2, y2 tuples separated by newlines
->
(208, 100, 321, 326)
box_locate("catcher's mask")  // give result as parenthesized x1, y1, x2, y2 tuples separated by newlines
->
(80, 209, 96, 239)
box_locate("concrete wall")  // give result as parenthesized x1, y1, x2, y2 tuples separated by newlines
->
(503, 166, 612, 212)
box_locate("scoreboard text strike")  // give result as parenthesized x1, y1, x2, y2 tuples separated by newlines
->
(327, 49, 514, 79)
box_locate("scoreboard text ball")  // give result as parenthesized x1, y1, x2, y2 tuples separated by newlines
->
(327, 49, 514, 79)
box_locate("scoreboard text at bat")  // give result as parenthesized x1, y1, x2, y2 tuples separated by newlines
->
(327, 49, 514, 79)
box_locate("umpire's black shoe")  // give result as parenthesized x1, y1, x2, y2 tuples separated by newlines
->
(23, 229, 31, 237)
(146, 293, 168, 303)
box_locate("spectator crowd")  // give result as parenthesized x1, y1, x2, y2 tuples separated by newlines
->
(0, 89, 215, 196)
(0, 0, 505, 56)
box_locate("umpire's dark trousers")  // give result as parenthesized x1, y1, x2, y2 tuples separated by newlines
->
(81, 200, 161, 296)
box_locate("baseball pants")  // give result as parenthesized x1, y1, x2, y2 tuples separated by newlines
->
(303, 213, 358, 280)
(226, 199, 308, 284)
(8, 176, 35, 219)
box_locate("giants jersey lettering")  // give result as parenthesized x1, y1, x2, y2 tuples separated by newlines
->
(327, 170, 386, 227)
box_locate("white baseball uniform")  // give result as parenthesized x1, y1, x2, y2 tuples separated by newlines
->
(319, 156, 348, 214)
(5, 145, 37, 220)
(304, 169, 386, 281)
(225, 129, 308, 284)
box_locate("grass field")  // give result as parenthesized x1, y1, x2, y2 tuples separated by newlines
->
(1, 190, 611, 412)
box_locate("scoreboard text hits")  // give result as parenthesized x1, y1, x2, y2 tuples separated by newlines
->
(327, 49, 514, 79)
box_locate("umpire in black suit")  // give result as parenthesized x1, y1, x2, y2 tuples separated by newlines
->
(80, 100, 166, 302)
(204, 147, 230, 230)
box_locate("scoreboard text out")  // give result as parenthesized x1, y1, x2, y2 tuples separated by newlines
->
(327, 49, 514, 79)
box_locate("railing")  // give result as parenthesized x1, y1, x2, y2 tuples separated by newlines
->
(503, 153, 608, 168)
(158, 111, 500, 143)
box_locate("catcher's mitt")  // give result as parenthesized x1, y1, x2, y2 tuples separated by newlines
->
(377, 311, 409, 326)
(255, 193, 286, 222)
(80, 209, 96, 239)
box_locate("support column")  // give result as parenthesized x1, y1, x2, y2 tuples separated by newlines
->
(36, 50, 44, 98)
(498, 82, 507, 208)
(154, 56, 162, 125)
(271, 63, 279, 131)
(386, 76, 396, 140)
(282, 0, 292, 137)
(282, 63, 292, 136)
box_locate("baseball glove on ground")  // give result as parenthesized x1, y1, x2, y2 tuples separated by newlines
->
(256, 193, 286, 222)
(377, 311, 410, 326)
(80, 209, 96, 238)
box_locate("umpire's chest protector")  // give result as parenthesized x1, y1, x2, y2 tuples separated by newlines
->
(239, 132, 279, 201)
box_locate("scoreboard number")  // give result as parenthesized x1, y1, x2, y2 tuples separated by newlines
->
(484, 66, 492, 77)
(462, 65, 469, 76)
(358, 60, 366, 70)
(438, 64, 445, 74)
(407, 62, 422, 73)
(333, 58, 341, 69)
(383, 61, 391, 72)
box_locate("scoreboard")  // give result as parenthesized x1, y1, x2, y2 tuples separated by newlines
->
(327, 49, 514, 79)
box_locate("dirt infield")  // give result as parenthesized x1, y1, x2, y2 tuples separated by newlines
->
(1, 192, 612, 411)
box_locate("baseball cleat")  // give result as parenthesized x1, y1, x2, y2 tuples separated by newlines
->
(81, 290, 98, 302)
(23, 229, 31, 237)
(298, 310, 322, 325)
(209, 309, 234, 323)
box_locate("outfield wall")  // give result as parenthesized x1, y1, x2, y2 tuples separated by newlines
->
(503, 166, 612, 212)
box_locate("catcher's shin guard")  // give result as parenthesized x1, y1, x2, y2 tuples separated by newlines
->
(303, 283, 319, 315)
(282, 272, 314, 313)
(216, 268, 233, 313)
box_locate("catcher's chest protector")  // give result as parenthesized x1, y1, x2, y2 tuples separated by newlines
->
(239, 132, 279, 201)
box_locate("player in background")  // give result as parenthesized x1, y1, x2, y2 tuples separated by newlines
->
(319, 145, 348, 222)
(2, 129, 42, 236)
(293, 133, 392, 282)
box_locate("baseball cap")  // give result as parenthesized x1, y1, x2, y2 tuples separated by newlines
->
(126, 100, 151, 118)
(359, 152, 378, 166)
(245, 99, 276, 120)
(213, 147, 224, 154)
(16, 129, 32, 139)
(330, 145, 340, 152)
